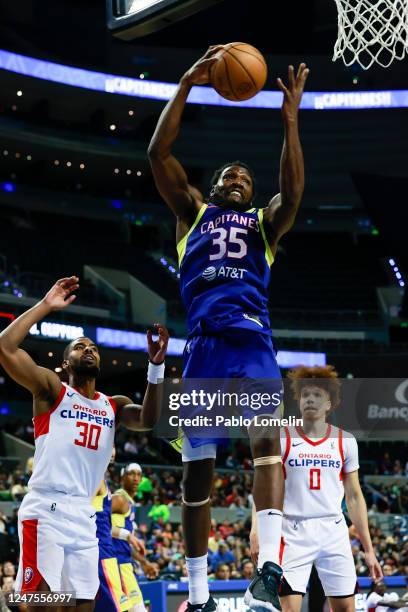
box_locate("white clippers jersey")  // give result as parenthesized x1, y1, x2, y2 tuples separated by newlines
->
(29, 383, 116, 498)
(282, 425, 359, 519)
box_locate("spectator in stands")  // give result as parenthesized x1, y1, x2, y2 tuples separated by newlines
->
(1, 576, 14, 594)
(225, 453, 239, 469)
(365, 580, 407, 611)
(209, 541, 236, 571)
(1, 565, 14, 580)
(148, 495, 171, 524)
(0, 589, 11, 612)
(123, 434, 138, 456)
(0, 515, 7, 536)
(380, 452, 393, 475)
(219, 519, 234, 539)
(136, 472, 154, 503)
(10, 475, 27, 502)
(25, 457, 33, 478)
(241, 560, 255, 580)
(213, 564, 231, 581)
(208, 530, 223, 554)
(393, 460, 404, 476)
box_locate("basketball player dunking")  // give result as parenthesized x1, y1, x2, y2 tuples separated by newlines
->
(0, 276, 169, 612)
(148, 47, 309, 612)
(251, 366, 383, 612)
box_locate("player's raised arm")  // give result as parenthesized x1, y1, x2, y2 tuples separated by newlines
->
(147, 47, 222, 226)
(263, 63, 309, 254)
(115, 324, 169, 431)
(0, 276, 78, 401)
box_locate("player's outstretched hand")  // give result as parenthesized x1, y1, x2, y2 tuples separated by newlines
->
(277, 63, 309, 122)
(43, 276, 79, 311)
(181, 45, 225, 86)
(365, 550, 383, 582)
(147, 323, 169, 364)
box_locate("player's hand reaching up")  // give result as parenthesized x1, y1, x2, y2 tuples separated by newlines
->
(365, 550, 383, 582)
(43, 276, 79, 311)
(277, 63, 309, 123)
(147, 323, 169, 364)
(181, 45, 224, 86)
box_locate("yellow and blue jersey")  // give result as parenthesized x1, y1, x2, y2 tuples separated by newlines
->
(178, 203, 274, 337)
(92, 482, 130, 612)
(111, 488, 135, 564)
(92, 480, 114, 559)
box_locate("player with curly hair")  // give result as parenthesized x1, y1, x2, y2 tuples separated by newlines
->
(251, 365, 383, 612)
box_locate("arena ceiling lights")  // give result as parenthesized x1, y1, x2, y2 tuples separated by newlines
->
(106, 0, 223, 40)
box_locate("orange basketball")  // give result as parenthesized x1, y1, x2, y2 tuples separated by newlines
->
(210, 42, 267, 102)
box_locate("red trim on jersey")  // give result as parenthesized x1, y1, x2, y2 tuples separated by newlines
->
(33, 384, 66, 439)
(279, 537, 285, 565)
(295, 424, 332, 446)
(338, 428, 345, 480)
(108, 397, 117, 416)
(72, 387, 100, 400)
(21, 519, 44, 592)
(282, 426, 291, 479)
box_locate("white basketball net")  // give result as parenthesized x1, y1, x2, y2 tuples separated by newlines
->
(333, 0, 408, 69)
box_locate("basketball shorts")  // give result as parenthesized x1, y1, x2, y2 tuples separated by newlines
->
(118, 562, 144, 607)
(182, 328, 283, 447)
(95, 557, 130, 612)
(281, 514, 357, 597)
(15, 489, 99, 599)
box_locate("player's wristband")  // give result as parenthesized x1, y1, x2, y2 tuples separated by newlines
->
(118, 528, 131, 541)
(147, 361, 165, 384)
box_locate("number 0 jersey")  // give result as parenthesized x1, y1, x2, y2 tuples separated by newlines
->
(178, 204, 274, 337)
(29, 383, 116, 498)
(282, 425, 359, 519)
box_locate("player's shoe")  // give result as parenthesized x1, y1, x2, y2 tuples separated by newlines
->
(244, 561, 282, 612)
(186, 596, 217, 611)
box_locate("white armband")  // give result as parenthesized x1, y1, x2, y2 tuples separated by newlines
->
(147, 361, 165, 385)
(118, 528, 131, 541)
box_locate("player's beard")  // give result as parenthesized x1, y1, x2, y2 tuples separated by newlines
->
(210, 185, 250, 210)
(71, 363, 100, 379)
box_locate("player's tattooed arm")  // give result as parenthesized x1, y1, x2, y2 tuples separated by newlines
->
(115, 324, 169, 431)
(0, 277, 78, 403)
(343, 470, 383, 582)
(263, 63, 309, 255)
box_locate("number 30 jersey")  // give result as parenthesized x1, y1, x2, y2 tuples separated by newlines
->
(29, 383, 116, 498)
(178, 204, 274, 337)
(282, 425, 359, 519)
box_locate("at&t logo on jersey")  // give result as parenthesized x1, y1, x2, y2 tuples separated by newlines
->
(24, 567, 34, 583)
(202, 265, 247, 281)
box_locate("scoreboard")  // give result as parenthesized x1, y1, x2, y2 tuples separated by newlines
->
(106, 0, 223, 40)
